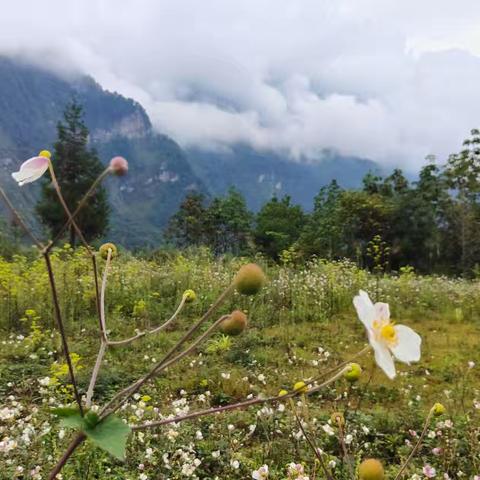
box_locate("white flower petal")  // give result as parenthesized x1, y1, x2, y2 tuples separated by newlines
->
(371, 339, 396, 379)
(374, 302, 390, 321)
(11, 156, 49, 186)
(391, 325, 422, 364)
(353, 290, 376, 329)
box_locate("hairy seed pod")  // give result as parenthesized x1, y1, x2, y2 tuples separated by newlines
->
(183, 289, 197, 303)
(109, 156, 129, 176)
(432, 402, 446, 417)
(358, 459, 385, 480)
(99, 242, 118, 260)
(219, 310, 248, 336)
(234, 263, 266, 295)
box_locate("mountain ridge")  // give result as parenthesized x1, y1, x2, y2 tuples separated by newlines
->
(0, 56, 379, 246)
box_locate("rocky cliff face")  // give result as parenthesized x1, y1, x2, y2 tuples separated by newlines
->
(0, 56, 204, 247)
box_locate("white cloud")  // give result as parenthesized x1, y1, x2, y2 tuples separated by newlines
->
(2, 0, 480, 170)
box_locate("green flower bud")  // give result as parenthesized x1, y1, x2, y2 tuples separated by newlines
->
(344, 362, 362, 382)
(234, 263, 266, 295)
(293, 381, 308, 394)
(219, 310, 248, 336)
(358, 459, 385, 480)
(183, 289, 196, 303)
(432, 402, 446, 417)
(99, 243, 117, 260)
(330, 411, 345, 428)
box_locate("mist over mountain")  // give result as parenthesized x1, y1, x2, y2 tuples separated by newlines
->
(189, 146, 378, 211)
(0, 56, 203, 246)
(0, 56, 378, 246)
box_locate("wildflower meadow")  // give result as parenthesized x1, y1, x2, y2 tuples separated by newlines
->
(0, 151, 479, 480)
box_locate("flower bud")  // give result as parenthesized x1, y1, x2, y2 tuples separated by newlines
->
(358, 459, 385, 480)
(293, 381, 308, 394)
(432, 403, 446, 417)
(219, 310, 248, 336)
(109, 156, 129, 176)
(344, 362, 362, 382)
(330, 411, 345, 428)
(183, 289, 196, 303)
(234, 263, 266, 295)
(99, 242, 118, 260)
(38, 150, 51, 159)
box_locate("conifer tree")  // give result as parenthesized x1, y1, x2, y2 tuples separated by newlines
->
(36, 100, 109, 246)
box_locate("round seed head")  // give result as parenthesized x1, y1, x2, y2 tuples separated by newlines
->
(183, 289, 197, 303)
(330, 411, 345, 428)
(432, 402, 446, 417)
(344, 362, 362, 382)
(234, 263, 266, 295)
(358, 459, 385, 480)
(38, 150, 51, 159)
(109, 156, 129, 176)
(293, 381, 308, 394)
(219, 310, 248, 336)
(99, 242, 118, 260)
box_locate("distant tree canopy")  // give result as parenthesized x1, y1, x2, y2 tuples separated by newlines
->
(36, 100, 109, 246)
(165, 129, 480, 276)
(165, 187, 253, 256)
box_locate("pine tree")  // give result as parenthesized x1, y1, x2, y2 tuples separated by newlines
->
(36, 100, 109, 246)
(164, 192, 208, 248)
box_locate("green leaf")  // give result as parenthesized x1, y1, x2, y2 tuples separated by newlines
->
(84, 410, 100, 429)
(84, 415, 131, 461)
(51, 407, 80, 418)
(52, 407, 86, 430)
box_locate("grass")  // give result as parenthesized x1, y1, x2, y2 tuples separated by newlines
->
(0, 247, 479, 479)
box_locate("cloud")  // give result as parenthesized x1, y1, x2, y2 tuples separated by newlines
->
(2, 0, 480, 170)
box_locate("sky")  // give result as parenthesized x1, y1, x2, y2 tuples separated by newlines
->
(2, 0, 480, 170)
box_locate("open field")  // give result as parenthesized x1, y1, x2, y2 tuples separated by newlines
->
(1, 247, 479, 479)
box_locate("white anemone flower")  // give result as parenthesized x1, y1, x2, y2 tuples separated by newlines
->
(353, 290, 421, 379)
(12, 151, 51, 186)
(252, 465, 269, 479)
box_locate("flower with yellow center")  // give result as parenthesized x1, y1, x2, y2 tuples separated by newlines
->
(353, 290, 421, 379)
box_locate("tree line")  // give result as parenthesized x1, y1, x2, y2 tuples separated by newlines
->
(166, 129, 480, 276)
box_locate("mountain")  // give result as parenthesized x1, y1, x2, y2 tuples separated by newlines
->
(188, 146, 379, 211)
(0, 56, 380, 247)
(0, 56, 203, 247)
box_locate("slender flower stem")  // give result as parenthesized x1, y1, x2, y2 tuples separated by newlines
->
(99, 248, 112, 341)
(100, 284, 235, 416)
(0, 187, 44, 249)
(107, 297, 186, 346)
(337, 419, 355, 479)
(48, 433, 86, 480)
(85, 341, 107, 408)
(46, 162, 91, 253)
(394, 408, 435, 480)
(132, 365, 352, 431)
(45, 168, 111, 253)
(44, 253, 83, 415)
(293, 410, 334, 480)
(102, 313, 230, 417)
(91, 255, 103, 337)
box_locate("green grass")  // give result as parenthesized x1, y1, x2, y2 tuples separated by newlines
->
(0, 248, 479, 479)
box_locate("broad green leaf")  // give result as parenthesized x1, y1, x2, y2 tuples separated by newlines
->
(84, 410, 100, 429)
(52, 407, 86, 430)
(84, 414, 131, 461)
(51, 407, 80, 418)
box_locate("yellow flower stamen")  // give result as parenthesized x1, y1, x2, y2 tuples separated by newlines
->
(380, 323, 397, 344)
